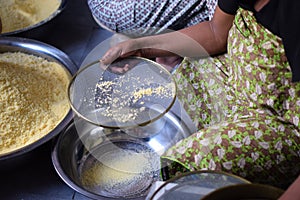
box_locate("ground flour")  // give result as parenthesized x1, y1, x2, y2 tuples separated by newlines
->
(0, 52, 71, 155)
(0, 0, 60, 33)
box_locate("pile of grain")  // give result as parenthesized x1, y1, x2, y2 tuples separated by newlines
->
(0, 0, 60, 33)
(0, 52, 71, 155)
(94, 76, 175, 124)
(80, 148, 157, 197)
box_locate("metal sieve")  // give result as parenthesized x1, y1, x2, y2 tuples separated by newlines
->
(68, 57, 177, 129)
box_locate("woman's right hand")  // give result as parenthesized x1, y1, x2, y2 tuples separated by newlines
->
(100, 36, 180, 66)
(101, 39, 138, 65)
(101, 5, 236, 66)
(100, 37, 181, 74)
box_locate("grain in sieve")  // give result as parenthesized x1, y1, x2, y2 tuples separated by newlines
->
(68, 57, 177, 129)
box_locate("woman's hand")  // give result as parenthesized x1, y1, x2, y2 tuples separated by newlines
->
(101, 39, 140, 65)
(100, 37, 183, 72)
(104, 57, 142, 75)
(101, 38, 177, 65)
(100, 6, 235, 67)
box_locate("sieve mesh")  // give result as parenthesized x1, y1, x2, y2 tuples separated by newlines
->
(68, 57, 176, 129)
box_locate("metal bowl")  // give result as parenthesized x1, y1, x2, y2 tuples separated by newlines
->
(200, 183, 284, 200)
(148, 171, 251, 200)
(51, 98, 196, 199)
(0, 36, 78, 161)
(0, 0, 67, 36)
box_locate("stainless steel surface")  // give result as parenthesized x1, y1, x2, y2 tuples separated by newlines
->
(0, 36, 78, 161)
(200, 183, 284, 200)
(149, 171, 251, 200)
(52, 101, 195, 199)
(78, 139, 161, 198)
(0, 0, 67, 36)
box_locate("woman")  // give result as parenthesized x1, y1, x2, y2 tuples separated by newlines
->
(87, 0, 217, 37)
(101, 0, 300, 189)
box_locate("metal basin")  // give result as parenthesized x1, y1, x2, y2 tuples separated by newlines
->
(200, 183, 284, 200)
(148, 171, 251, 200)
(51, 99, 195, 199)
(0, 36, 78, 161)
(0, 0, 67, 36)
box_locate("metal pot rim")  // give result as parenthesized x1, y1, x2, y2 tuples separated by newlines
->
(0, 36, 78, 161)
(0, 0, 67, 36)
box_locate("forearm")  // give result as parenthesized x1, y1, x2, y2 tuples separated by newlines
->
(135, 7, 233, 58)
(101, 6, 234, 64)
(102, 23, 226, 64)
(134, 22, 221, 58)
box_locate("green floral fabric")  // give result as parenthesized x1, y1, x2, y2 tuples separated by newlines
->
(162, 9, 300, 188)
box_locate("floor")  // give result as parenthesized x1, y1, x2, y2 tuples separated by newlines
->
(0, 0, 113, 199)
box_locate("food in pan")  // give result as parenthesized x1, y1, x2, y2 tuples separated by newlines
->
(0, 52, 71, 155)
(0, 0, 60, 33)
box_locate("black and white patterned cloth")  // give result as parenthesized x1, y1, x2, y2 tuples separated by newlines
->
(88, 0, 217, 36)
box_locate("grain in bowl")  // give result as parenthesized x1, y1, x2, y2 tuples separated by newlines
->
(0, 52, 71, 155)
(0, 0, 61, 34)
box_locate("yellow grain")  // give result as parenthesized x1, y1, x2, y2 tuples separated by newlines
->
(0, 52, 71, 155)
(81, 149, 153, 189)
(0, 0, 60, 33)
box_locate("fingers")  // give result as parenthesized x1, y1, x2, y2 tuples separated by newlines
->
(100, 46, 123, 65)
(100, 37, 179, 66)
(104, 57, 142, 75)
(100, 39, 138, 65)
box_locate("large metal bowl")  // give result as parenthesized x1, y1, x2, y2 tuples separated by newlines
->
(0, 36, 78, 161)
(0, 0, 67, 36)
(148, 171, 251, 200)
(51, 98, 196, 199)
(200, 183, 284, 200)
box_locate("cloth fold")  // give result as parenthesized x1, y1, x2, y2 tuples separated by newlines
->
(161, 8, 300, 189)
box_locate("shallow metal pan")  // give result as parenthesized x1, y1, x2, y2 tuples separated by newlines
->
(0, 36, 78, 161)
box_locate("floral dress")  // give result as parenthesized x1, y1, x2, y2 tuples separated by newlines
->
(161, 8, 300, 189)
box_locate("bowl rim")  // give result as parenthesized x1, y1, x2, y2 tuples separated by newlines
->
(67, 56, 178, 129)
(0, 0, 67, 36)
(0, 36, 78, 161)
(51, 121, 146, 200)
(52, 130, 253, 200)
(149, 170, 251, 200)
(200, 183, 285, 200)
